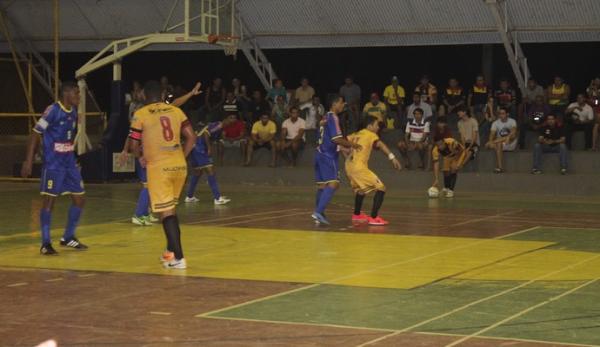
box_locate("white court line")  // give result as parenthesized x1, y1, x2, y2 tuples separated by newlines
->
(78, 273, 96, 278)
(149, 311, 172, 316)
(214, 212, 307, 227)
(417, 331, 600, 347)
(188, 208, 301, 225)
(444, 273, 600, 346)
(449, 209, 522, 227)
(44, 277, 63, 282)
(6, 282, 28, 287)
(197, 226, 542, 318)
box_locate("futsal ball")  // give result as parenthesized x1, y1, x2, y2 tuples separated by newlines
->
(208, 34, 219, 44)
(427, 186, 439, 198)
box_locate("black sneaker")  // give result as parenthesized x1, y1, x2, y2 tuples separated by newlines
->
(60, 237, 88, 250)
(40, 243, 58, 255)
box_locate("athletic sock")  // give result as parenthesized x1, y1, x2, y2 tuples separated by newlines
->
(315, 189, 323, 208)
(135, 188, 150, 217)
(316, 186, 336, 214)
(443, 174, 451, 189)
(449, 173, 458, 190)
(162, 215, 183, 260)
(371, 191, 385, 218)
(354, 194, 365, 215)
(40, 208, 51, 245)
(207, 174, 221, 200)
(186, 175, 200, 198)
(63, 205, 82, 240)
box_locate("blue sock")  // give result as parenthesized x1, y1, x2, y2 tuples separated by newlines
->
(316, 186, 336, 214)
(135, 188, 150, 217)
(40, 208, 51, 245)
(207, 174, 221, 200)
(63, 205, 82, 240)
(315, 189, 323, 208)
(186, 175, 200, 198)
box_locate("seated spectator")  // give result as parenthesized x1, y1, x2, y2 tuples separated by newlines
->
(160, 75, 174, 95)
(494, 78, 517, 118)
(278, 107, 306, 167)
(248, 90, 271, 126)
(246, 114, 277, 167)
(468, 75, 492, 125)
(271, 95, 287, 129)
(532, 114, 567, 175)
(414, 75, 438, 113)
(219, 114, 247, 165)
(457, 107, 479, 157)
(406, 93, 433, 122)
(383, 76, 405, 126)
(231, 78, 250, 113)
(340, 76, 362, 132)
(205, 77, 226, 121)
(303, 95, 325, 131)
(398, 108, 430, 169)
(267, 79, 287, 103)
(362, 93, 388, 127)
(520, 77, 545, 116)
(586, 77, 600, 115)
(519, 95, 552, 149)
(440, 78, 465, 116)
(485, 107, 517, 173)
(565, 94, 595, 149)
(295, 78, 315, 106)
(546, 76, 571, 119)
(223, 91, 241, 119)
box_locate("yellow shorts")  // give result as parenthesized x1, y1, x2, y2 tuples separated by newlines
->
(147, 163, 187, 213)
(442, 150, 469, 172)
(346, 165, 385, 194)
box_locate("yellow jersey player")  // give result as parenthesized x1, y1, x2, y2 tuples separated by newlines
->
(431, 117, 471, 198)
(129, 81, 197, 269)
(346, 116, 402, 225)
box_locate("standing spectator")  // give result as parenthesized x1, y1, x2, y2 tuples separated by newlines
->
(271, 95, 287, 129)
(414, 75, 438, 113)
(440, 78, 465, 117)
(494, 78, 517, 118)
(248, 90, 271, 126)
(278, 107, 306, 167)
(362, 93, 388, 126)
(480, 95, 496, 143)
(160, 75, 174, 95)
(304, 95, 325, 131)
(295, 78, 315, 106)
(546, 76, 571, 119)
(205, 77, 226, 121)
(267, 79, 287, 103)
(339, 76, 362, 131)
(219, 114, 247, 165)
(231, 78, 250, 113)
(532, 114, 567, 175)
(406, 93, 433, 122)
(467, 75, 491, 125)
(127, 81, 144, 120)
(246, 114, 277, 167)
(565, 94, 595, 149)
(398, 108, 430, 169)
(521, 77, 545, 115)
(383, 76, 405, 127)
(223, 91, 240, 119)
(519, 95, 552, 149)
(486, 107, 518, 173)
(586, 77, 600, 115)
(457, 107, 479, 156)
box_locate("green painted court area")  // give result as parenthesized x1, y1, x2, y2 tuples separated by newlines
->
(2, 181, 600, 346)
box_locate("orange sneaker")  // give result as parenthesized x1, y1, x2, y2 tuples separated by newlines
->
(352, 213, 369, 222)
(368, 216, 389, 226)
(160, 251, 175, 263)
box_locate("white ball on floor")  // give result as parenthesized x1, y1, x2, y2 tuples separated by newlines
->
(427, 186, 439, 198)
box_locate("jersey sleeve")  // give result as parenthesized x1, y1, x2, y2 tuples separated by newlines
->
(424, 122, 431, 134)
(129, 111, 143, 141)
(177, 109, 191, 130)
(328, 114, 342, 140)
(33, 105, 57, 134)
(251, 122, 259, 134)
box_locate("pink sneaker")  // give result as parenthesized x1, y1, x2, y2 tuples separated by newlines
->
(352, 213, 369, 222)
(368, 216, 389, 226)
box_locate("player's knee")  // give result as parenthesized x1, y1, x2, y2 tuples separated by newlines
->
(328, 181, 340, 189)
(72, 195, 85, 208)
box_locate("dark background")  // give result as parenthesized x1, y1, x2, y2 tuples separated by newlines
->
(2, 42, 600, 113)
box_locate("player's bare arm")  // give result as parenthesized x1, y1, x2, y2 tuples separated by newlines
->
(333, 136, 362, 150)
(172, 82, 202, 107)
(376, 141, 402, 170)
(21, 131, 41, 178)
(432, 159, 440, 188)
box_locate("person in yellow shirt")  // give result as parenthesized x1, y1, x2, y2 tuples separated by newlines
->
(383, 76, 405, 127)
(546, 76, 571, 118)
(362, 92, 388, 126)
(129, 80, 197, 269)
(246, 113, 277, 167)
(431, 117, 471, 198)
(345, 116, 402, 226)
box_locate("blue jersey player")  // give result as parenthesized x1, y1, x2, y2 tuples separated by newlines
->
(22, 81, 88, 255)
(312, 95, 361, 225)
(185, 120, 231, 205)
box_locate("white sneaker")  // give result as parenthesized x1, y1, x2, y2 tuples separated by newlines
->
(445, 189, 454, 198)
(442, 188, 449, 194)
(214, 196, 231, 205)
(163, 258, 187, 269)
(132, 215, 151, 226)
(147, 214, 159, 222)
(185, 196, 200, 203)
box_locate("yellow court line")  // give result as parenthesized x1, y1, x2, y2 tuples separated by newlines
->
(356, 250, 600, 347)
(444, 272, 600, 347)
(188, 208, 302, 225)
(197, 226, 543, 318)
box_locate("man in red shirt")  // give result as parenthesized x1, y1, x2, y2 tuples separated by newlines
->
(218, 114, 247, 165)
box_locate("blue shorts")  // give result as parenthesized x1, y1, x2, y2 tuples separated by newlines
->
(135, 159, 147, 185)
(314, 151, 339, 184)
(190, 151, 213, 169)
(40, 166, 85, 196)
